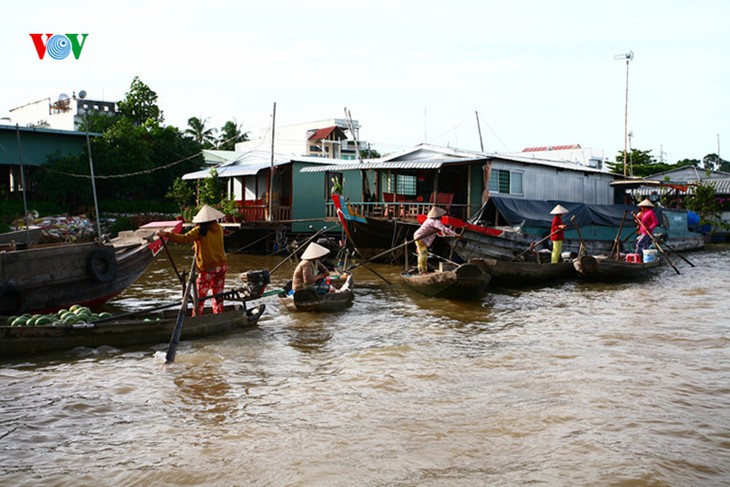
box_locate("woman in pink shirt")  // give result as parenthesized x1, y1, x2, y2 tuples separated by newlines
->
(634, 198, 659, 258)
(413, 207, 458, 274)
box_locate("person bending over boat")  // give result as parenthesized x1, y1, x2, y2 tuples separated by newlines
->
(292, 242, 351, 295)
(157, 205, 227, 315)
(413, 207, 458, 274)
(549, 204, 569, 264)
(633, 198, 659, 259)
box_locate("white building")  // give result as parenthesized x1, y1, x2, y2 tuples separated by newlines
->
(8, 93, 116, 131)
(236, 118, 369, 160)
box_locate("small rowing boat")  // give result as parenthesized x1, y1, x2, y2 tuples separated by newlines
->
(573, 254, 663, 282)
(400, 262, 490, 299)
(277, 277, 355, 312)
(471, 257, 576, 287)
(0, 303, 265, 360)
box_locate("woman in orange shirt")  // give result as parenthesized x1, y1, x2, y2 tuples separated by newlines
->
(158, 205, 227, 315)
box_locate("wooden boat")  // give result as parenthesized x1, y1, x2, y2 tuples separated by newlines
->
(573, 254, 663, 282)
(400, 262, 490, 299)
(277, 279, 354, 312)
(0, 222, 177, 316)
(0, 226, 42, 249)
(448, 197, 704, 261)
(0, 302, 266, 359)
(471, 257, 576, 287)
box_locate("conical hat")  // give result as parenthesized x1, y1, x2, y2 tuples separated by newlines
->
(550, 204, 568, 215)
(427, 206, 446, 218)
(637, 198, 655, 208)
(192, 204, 225, 223)
(301, 242, 330, 260)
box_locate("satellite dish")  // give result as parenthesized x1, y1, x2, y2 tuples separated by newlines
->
(58, 93, 69, 102)
(78, 90, 87, 99)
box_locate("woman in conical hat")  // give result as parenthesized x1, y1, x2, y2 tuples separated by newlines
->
(413, 206, 458, 274)
(549, 204, 569, 264)
(158, 204, 228, 315)
(634, 198, 658, 258)
(292, 242, 351, 294)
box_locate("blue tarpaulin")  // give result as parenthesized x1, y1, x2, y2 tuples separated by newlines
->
(470, 196, 664, 229)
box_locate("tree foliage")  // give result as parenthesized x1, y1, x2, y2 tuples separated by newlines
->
(116, 76, 164, 127)
(185, 116, 217, 149)
(685, 180, 723, 228)
(199, 168, 225, 206)
(31, 76, 203, 212)
(217, 120, 250, 151)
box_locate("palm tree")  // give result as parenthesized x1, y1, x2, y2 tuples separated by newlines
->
(217, 119, 250, 151)
(185, 116, 217, 148)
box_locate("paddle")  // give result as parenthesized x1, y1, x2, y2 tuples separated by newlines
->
(269, 224, 338, 275)
(346, 236, 420, 272)
(633, 213, 680, 275)
(160, 238, 184, 287)
(509, 227, 564, 262)
(569, 216, 588, 257)
(333, 199, 392, 285)
(659, 239, 696, 267)
(165, 258, 197, 363)
(610, 210, 629, 260)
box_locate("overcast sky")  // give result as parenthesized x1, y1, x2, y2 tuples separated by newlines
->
(3, 0, 728, 162)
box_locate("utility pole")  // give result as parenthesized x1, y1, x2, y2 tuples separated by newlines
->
(614, 51, 634, 178)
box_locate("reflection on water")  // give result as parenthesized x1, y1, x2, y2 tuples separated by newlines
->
(1, 245, 729, 485)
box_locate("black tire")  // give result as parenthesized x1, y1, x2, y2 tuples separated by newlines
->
(0, 284, 26, 316)
(86, 248, 117, 283)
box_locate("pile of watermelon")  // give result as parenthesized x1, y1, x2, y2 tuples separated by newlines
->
(5, 305, 113, 327)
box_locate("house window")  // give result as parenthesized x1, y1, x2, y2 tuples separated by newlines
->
(396, 174, 417, 196)
(489, 169, 523, 195)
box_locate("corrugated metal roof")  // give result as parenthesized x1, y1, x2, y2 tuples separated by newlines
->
(629, 178, 730, 196)
(183, 150, 343, 180)
(522, 144, 581, 152)
(300, 157, 485, 173)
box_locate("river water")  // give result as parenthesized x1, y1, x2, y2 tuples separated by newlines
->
(1, 244, 729, 486)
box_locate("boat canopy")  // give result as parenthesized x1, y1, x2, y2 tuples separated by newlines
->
(470, 196, 668, 229)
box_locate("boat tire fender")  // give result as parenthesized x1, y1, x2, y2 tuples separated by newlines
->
(87, 248, 117, 283)
(0, 284, 26, 316)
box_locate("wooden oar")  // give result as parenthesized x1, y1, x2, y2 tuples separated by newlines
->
(569, 216, 587, 257)
(160, 238, 184, 287)
(610, 210, 629, 259)
(509, 227, 563, 262)
(633, 213, 680, 274)
(269, 225, 336, 275)
(659, 239, 696, 267)
(346, 236, 420, 272)
(165, 259, 197, 363)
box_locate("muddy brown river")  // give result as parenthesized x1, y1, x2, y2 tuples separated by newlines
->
(1, 244, 729, 486)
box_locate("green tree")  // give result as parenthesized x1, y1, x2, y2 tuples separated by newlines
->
(199, 168, 225, 206)
(675, 158, 700, 168)
(217, 120, 249, 151)
(165, 177, 195, 213)
(701, 153, 730, 172)
(609, 148, 673, 177)
(185, 117, 217, 149)
(116, 76, 164, 127)
(685, 180, 724, 230)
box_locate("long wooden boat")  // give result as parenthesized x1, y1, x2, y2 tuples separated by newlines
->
(471, 257, 576, 287)
(0, 222, 177, 316)
(573, 254, 663, 282)
(277, 280, 354, 312)
(0, 303, 266, 359)
(400, 262, 490, 299)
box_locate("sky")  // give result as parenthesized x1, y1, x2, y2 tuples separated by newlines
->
(3, 0, 728, 163)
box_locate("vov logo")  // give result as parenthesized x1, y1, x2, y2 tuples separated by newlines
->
(29, 34, 89, 60)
